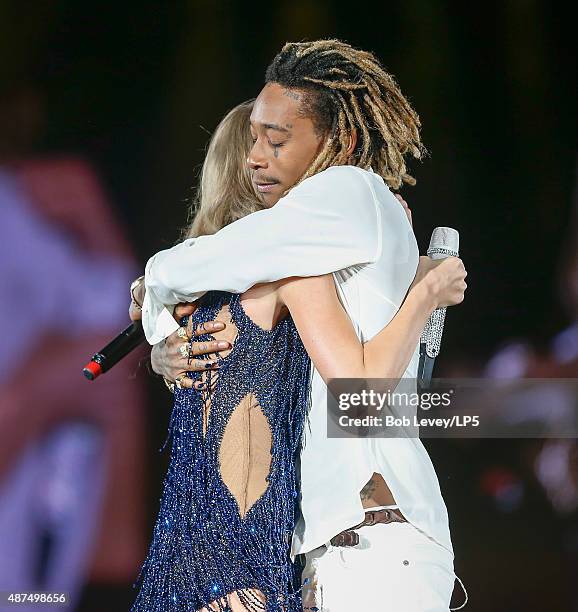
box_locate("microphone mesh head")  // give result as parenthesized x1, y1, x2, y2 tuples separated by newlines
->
(427, 227, 459, 259)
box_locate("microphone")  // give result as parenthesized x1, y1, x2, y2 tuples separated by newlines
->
(417, 227, 460, 388)
(82, 320, 146, 380)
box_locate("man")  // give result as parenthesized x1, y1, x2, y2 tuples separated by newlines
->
(141, 40, 467, 611)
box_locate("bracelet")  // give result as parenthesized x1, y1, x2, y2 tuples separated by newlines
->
(163, 377, 175, 394)
(131, 298, 142, 311)
(130, 275, 145, 310)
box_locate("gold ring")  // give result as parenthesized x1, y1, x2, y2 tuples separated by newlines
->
(175, 375, 185, 389)
(177, 326, 189, 340)
(179, 343, 191, 359)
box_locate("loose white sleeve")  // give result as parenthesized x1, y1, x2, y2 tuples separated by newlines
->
(143, 166, 382, 343)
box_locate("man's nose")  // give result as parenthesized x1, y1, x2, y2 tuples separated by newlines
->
(247, 141, 267, 170)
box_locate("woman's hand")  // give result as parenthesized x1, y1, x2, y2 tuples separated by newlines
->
(394, 193, 412, 226)
(411, 256, 467, 309)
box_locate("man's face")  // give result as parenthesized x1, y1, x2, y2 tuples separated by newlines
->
(249, 83, 326, 206)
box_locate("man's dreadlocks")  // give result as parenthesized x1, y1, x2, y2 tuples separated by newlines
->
(265, 39, 425, 189)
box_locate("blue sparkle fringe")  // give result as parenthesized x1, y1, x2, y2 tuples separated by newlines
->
(131, 292, 312, 611)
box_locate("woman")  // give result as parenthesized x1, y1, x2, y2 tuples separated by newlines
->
(131, 101, 310, 612)
(130, 100, 466, 611)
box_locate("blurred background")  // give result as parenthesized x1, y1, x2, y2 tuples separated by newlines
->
(0, 1, 576, 610)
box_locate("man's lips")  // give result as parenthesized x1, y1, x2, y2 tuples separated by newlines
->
(253, 180, 279, 193)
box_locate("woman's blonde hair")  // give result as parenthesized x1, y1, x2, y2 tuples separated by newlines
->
(182, 99, 265, 239)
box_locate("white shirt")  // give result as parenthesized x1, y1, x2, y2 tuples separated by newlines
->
(143, 165, 454, 559)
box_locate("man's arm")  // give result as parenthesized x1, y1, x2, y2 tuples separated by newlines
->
(143, 166, 383, 344)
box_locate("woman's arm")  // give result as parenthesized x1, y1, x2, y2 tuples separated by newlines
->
(278, 257, 466, 384)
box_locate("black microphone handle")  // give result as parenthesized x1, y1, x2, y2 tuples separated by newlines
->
(417, 342, 435, 390)
(83, 320, 146, 379)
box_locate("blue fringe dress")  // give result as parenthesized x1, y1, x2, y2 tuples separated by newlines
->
(131, 291, 311, 611)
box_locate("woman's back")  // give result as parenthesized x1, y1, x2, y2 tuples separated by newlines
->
(132, 286, 311, 612)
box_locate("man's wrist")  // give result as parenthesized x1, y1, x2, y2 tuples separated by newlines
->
(130, 275, 145, 308)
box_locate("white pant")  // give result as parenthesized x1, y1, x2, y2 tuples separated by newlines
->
(301, 506, 465, 612)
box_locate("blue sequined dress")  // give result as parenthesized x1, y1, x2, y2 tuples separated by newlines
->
(131, 291, 311, 611)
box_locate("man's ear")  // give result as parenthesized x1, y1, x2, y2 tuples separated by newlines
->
(346, 128, 358, 157)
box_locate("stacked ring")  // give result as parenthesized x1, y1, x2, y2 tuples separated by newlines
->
(179, 344, 191, 359)
(175, 375, 186, 389)
(163, 377, 176, 393)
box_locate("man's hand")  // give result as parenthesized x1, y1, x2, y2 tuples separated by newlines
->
(151, 302, 231, 390)
(127, 276, 231, 388)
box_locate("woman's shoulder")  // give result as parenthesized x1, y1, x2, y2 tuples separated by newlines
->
(275, 273, 336, 304)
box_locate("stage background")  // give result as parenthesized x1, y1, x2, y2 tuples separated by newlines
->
(1, 1, 576, 610)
